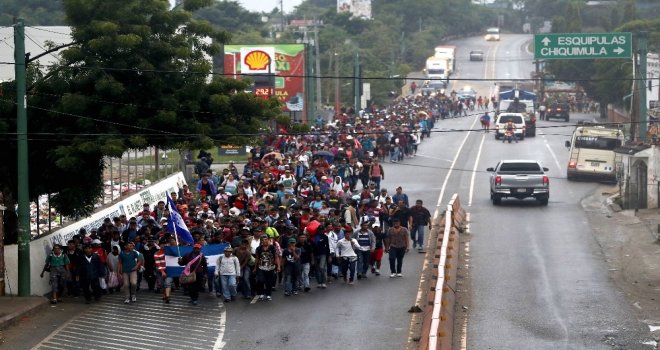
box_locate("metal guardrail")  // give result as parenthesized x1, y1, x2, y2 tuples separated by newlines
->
(425, 194, 465, 350)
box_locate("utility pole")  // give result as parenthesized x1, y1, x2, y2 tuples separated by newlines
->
(313, 18, 322, 115)
(354, 49, 361, 112)
(639, 31, 648, 141)
(14, 18, 31, 296)
(0, 192, 5, 296)
(335, 51, 340, 118)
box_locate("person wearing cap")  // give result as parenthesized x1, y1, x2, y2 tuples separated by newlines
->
(117, 242, 144, 304)
(78, 244, 105, 304)
(215, 246, 241, 302)
(384, 218, 410, 278)
(40, 244, 70, 304)
(355, 222, 376, 280)
(154, 238, 173, 303)
(335, 228, 360, 285)
(90, 238, 108, 267)
(282, 238, 301, 296)
(254, 235, 280, 301)
(178, 243, 208, 306)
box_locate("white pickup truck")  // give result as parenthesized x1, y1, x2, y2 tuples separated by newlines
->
(486, 160, 550, 205)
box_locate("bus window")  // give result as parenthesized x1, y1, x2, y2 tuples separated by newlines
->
(574, 136, 621, 150)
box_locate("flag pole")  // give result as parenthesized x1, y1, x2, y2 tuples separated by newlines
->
(167, 193, 182, 257)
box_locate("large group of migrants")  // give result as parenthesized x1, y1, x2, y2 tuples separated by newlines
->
(40, 92, 457, 306)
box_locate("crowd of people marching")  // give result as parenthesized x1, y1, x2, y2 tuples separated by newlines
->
(40, 90, 467, 306)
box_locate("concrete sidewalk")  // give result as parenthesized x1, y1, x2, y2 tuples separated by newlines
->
(0, 296, 49, 331)
(582, 185, 660, 330)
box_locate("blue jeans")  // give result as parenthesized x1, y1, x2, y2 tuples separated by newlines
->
(357, 250, 371, 275)
(340, 257, 357, 282)
(298, 262, 311, 289)
(410, 224, 426, 249)
(283, 263, 300, 293)
(388, 247, 406, 274)
(315, 255, 328, 284)
(238, 266, 251, 297)
(221, 275, 237, 299)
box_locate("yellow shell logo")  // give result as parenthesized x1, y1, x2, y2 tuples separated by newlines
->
(244, 50, 271, 71)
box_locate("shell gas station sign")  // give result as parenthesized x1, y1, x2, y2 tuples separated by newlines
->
(224, 44, 307, 121)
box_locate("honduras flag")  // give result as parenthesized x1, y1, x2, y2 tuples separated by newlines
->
(166, 193, 195, 245)
(164, 243, 229, 277)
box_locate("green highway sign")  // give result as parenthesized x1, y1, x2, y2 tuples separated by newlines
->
(534, 32, 632, 60)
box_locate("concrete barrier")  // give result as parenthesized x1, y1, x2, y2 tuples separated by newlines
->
(422, 194, 464, 350)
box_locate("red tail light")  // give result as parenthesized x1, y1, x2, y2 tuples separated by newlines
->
(568, 161, 576, 169)
(495, 176, 502, 185)
(543, 175, 549, 186)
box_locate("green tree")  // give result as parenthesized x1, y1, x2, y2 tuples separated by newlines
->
(0, 0, 280, 217)
(0, 0, 66, 25)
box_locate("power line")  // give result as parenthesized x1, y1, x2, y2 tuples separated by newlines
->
(0, 61, 655, 83)
(24, 26, 71, 36)
(24, 34, 61, 62)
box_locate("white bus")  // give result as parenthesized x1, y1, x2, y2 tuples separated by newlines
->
(565, 124, 624, 182)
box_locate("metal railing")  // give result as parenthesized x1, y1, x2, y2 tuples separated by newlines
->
(31, 148, 184, 238)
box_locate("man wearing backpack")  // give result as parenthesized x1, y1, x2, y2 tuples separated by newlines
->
(215, 246, 241, 303)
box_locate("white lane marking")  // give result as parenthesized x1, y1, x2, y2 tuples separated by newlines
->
(434, 114, 479, 220)
(213, 306, 227, 350)
(543, 136, 563, 175)
(415, 154, 453, 162)
(468, 133, 486, 207)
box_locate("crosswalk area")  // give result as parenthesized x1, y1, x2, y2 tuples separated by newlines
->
(34, 293, 226, 350)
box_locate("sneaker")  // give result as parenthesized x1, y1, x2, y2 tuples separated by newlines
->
(258, 295, 265, 301)
(396, 273, 403, 277)
(321, 284, 327, 288)
(293, 290, 299, 295)
(348, 281, 354, 285)
(284, 291, 291, 296)
(390, 273, 396, 278)
(265, 296, 272, 301)
(375, 269, 381, 276)
(124, 298, 130, 304)
(304, 287, 311, 292)
(371, 268, 376, 273)
(131, 296, 137, 302)
(224, 298, 231, 302)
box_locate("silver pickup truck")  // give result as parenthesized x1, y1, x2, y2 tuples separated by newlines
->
(486, 160, 550, 205)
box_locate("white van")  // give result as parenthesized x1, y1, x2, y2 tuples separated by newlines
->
(485, 27, 500, 41)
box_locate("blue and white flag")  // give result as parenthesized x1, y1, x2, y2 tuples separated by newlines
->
(164, 243, 229, 277)
(166, 193, 194, 245)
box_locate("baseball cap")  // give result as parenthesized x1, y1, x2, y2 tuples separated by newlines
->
(288, 238, 296, 244)
(92, 239, 102, 245)
(224, 246, 233, 252)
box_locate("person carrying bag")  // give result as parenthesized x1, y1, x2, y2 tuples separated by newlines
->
(178, 244, 208, 305)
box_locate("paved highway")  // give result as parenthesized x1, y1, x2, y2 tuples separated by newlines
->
(5, 34, 652, 350)
(450, 34, 650, 349)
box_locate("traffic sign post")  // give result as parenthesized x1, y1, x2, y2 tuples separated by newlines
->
(534, 32, 632, 60)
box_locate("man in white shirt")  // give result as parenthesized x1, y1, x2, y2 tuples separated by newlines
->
(335, 229, 360, 285)
(215, 246, 241, 302)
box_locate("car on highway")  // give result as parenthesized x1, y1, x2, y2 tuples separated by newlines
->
(487, 160, 550, 205)
(420, 81, 446, 96)
(456, 86, 478, 101)
(494, 113, 526, 141)
(545, 102, 570, 121)
(485, 27, 500, 41)
(469, 50, 484, 61)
